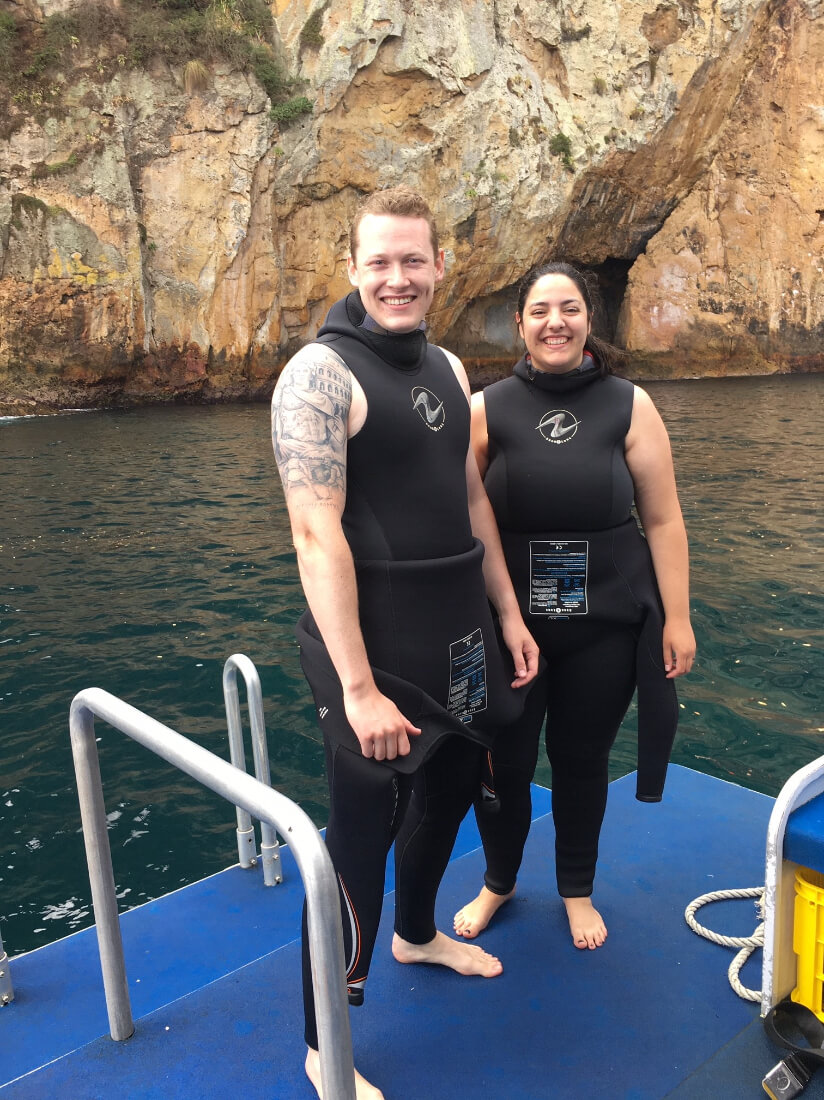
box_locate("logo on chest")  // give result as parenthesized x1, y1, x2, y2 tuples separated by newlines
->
(412, 386, 446, 431)
(537, 409, 580, 444)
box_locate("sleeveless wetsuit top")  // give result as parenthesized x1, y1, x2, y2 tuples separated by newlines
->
(316, 292, 473, 561)
(483, 359, 634, 532)
(296, 292, 524, 771)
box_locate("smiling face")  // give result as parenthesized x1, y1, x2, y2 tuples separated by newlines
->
(347, 214, 445, 333)
(517, 273, 592, 374)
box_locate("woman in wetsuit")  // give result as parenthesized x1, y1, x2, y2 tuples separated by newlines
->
(454, 262, 696, 950)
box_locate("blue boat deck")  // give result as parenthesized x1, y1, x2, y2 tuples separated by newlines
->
(3, 765, 822, 1098)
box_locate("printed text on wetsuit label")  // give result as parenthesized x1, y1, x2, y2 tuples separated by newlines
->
(447, 628, 487, 722)
(529, 541, 589, 615)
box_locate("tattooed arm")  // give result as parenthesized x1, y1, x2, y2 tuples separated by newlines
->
(271, 344, 420, 760)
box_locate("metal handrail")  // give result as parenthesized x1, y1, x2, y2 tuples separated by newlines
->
(223, 654, 282, 885)
(69, 686, 355, 1100)
(0, 928, 13, 1005)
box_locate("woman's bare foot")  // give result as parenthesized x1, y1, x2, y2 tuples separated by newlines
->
(391, 930, 503, 976)
(563, 896, 607, 950)
(453, 885, 515, 938)
(305, 1047, 385, 1100)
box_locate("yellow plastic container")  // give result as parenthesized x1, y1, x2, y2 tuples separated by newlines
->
(792, 866, 824, 1021)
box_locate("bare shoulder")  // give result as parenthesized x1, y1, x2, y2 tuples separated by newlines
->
(629, 383, 666, 432)
(439, 346, 471, 401)
(631, 383, 655, 410)
(626, 383, 672, 469)
(271, 343, 352, 505)
(470, 389, 487, 427)
(272, 343, 351, 412)
(470, 388, 490, 471)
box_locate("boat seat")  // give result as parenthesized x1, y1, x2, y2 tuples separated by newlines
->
(785, 794, 824, 874)
(762, 756, 824, 1017)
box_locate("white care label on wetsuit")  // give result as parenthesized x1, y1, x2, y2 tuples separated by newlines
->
(529, 540, 589, 616)
(447, 628, 487, 722)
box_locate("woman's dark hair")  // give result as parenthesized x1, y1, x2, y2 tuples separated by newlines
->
(516, 262, 626, 375)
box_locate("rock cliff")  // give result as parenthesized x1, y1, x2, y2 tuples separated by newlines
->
(0, 0, 821, 412)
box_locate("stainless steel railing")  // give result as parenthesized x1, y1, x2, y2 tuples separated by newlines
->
(0, 928, 13, 1005)
(223, 653, 282, 885)
(69, 686, 355, 1100)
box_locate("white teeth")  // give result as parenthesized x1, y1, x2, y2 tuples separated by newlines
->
(545, 337, 568, 345)
(385, 296, 414, 305)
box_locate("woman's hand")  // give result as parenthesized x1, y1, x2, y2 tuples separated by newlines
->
(662, 618, 696, 678)
(500, 613, 541, 689)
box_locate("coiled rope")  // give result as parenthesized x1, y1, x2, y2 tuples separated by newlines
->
(684, 887, 765, 1002)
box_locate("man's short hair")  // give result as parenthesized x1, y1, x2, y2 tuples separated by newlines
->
(349, 186, 439, 261)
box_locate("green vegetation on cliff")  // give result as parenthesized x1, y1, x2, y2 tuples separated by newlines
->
(0, 0, 311, 127)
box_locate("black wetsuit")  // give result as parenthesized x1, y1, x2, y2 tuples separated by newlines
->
(477, 356, 678, 899)
(297, 292, 521, 1047)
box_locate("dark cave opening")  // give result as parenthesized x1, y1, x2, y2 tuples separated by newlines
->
(448, 254, 637, 386)
(574, 255, 633, 345)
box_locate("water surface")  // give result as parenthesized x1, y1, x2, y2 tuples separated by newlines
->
(1, 376, 821, 955)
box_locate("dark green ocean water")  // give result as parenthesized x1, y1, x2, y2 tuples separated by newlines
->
(1, 375, 822, 957)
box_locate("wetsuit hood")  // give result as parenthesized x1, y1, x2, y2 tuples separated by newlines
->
(514, 351, 603, 392)
(317, 290, 427, 371)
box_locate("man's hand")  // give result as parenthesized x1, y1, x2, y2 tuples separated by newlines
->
(343, 685, 422, 761)
(500, 613, 540, 689)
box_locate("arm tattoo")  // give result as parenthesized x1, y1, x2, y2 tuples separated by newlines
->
(271, 346, 352, 503)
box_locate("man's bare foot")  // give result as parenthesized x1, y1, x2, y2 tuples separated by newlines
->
(563, 896, 607, 950)
(305, 1047, 384, 1100)
(453, 885, 515, 938)
(391, 930, 503, 976)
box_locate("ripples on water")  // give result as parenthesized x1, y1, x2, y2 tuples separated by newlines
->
(1, 377, 822, 955)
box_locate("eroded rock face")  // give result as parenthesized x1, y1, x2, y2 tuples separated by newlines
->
(617, 0, 824, 377)
(0, 0, 821, 412)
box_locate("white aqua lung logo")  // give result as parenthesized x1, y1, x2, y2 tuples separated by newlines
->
(537, 409, 580, 444)
(411, 386, 446, 431)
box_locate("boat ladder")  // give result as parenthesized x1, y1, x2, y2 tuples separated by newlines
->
(68, 676, 357, 1100)
(223, 653, 282, 885)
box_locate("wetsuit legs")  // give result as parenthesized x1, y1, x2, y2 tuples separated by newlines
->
(474, 621, 638, 900)
(393, 735, 485, 944)
(475, 675, 546, 895)
(302, 740, 413, 1049)
(545, 624, 637, 896)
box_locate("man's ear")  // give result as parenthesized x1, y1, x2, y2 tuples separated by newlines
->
(347, 255, 359, 287)
(434, 248, 445, 283)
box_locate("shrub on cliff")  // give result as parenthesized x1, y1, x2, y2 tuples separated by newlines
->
(122, 0, 269, 67)
(183, 58, 209, 92)
(270, 96, 312, 124)
(549, 131, 575, 172)
(299, 7, 326, 49)
(0, 12, 19, 78)
(1, 0, 308, 120)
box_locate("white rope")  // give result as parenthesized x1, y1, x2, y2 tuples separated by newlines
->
(684, 887, 765, 1002)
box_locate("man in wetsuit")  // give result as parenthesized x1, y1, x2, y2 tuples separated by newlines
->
(271, 187, 538, 1100)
